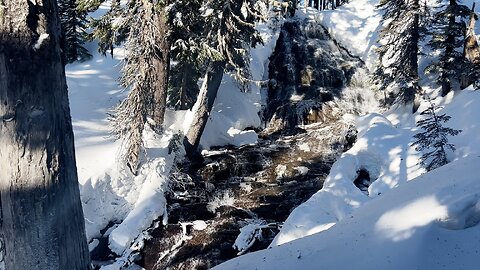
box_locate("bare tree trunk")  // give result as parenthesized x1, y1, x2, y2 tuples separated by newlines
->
(150, 2, 171, 131)
(0, 0, 91, 269)
(184, 61, 226, 155)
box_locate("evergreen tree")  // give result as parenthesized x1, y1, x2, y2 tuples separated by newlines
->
(374, 0, 426, 106)
(167, 0, 205, 110)
(412, 100, 462, 171)
(425, 0, 471, 96)
(168, 61, 202, 110)
(58, 0, 91, 63)
(183, 0, 266, 155)
(83, 0, 172, 174)
(79, 0, 127, 57)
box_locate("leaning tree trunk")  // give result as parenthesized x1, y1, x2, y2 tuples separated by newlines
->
(0, 0, 91, 269)
(184, 61, 226, 155)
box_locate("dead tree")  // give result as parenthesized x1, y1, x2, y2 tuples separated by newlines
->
(0, 0, 91, 268)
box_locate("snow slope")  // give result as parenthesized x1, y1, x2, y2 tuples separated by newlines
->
(213, 155, 480, 270)
(67, 47, 173, 257)
(213, 2, 480, 269)
(270, 88, 480, 247)
(213, 87, 480, 269)
(298, 0, 383, 70)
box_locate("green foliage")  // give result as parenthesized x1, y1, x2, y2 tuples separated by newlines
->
(58, 0, 91, 63)
(424, 0, 472, 95)
(167, 61, 201, 110)
(168, 132, 184, 154)
(374, 0, 426, 104)
(412, 100, 462, 171)
(172, 0, 266, 86)
(80, 0, 128, 56)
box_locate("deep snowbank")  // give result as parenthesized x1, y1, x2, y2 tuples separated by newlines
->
(213, 87, 480, 269)
(213, 155, 480, 270)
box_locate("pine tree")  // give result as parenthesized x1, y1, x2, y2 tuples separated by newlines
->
(374, 0, 426, 106)
(83, 0, 172, 174)
(80, 0, 127, 57)
(168, 61, 202, 110)
(412, 100, 462, 171)
(183, 0, 266, 155)
(425, 0, 472, 96)
(167, 0, 205, 110)
(58, 0, 91, 63)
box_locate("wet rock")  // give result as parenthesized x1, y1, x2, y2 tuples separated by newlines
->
(264, 19, 366, 134)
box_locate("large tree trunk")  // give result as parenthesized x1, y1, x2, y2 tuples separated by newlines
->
(151, 3, 171, 131)
(184, 61, 226, 155)
(0, 0, 91, 269)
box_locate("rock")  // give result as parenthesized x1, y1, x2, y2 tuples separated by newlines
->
(264, 19, 366, 134)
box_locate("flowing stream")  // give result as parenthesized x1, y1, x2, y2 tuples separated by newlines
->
(92, 17, 371, 270)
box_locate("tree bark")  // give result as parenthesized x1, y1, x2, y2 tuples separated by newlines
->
(0, 0, 91, 269)
(150, 1, 170, 131)
(184, 61, 226, 155)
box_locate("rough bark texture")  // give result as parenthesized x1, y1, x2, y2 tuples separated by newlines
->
(0, 0, 91, 269)
(150, 1, 170, 130)
(184, 61, 226, 154)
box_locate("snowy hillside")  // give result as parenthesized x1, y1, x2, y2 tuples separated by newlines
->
(211, 1, 480, 269)
(213, 154, 480, 270)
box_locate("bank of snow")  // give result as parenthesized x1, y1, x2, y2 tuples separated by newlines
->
(297, 0, 382, 70)
(213, 87, 480, 270)
(67, 47, 174, 259)
(213, 155, 480, 270)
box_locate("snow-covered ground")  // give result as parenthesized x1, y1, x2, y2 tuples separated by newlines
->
(67, 19, 278, 268)
(213, 85, 480, 270)
(211, 1, 480, 269)
(67, 0, 480, 268)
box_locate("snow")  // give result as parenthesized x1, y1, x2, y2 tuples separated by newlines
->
(33, 33, 49, 50)
(270, 112, 425, 246)
(183, 22, 279, 149)
(63, 1, 480, 269)
(297, 0, 383, 70)
(67, 47, 173, 261)
(66, 20, 278, 265)
(212, 3, 480, 270)
(213, 156, 480, 270)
